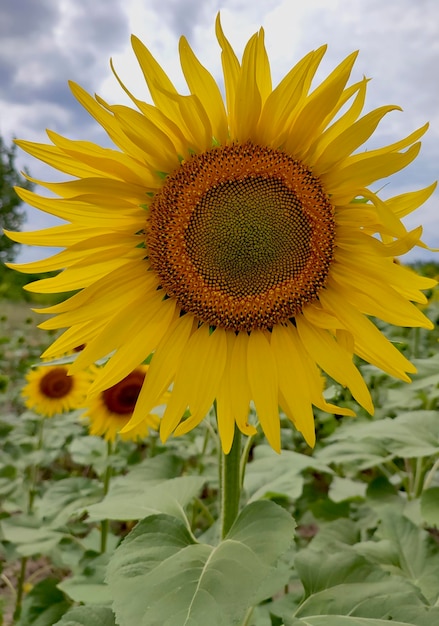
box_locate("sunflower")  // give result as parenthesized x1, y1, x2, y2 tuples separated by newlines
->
(82, 366, 160, 442)
(22, 365, 91, 418)
(7, 17, 436, 453)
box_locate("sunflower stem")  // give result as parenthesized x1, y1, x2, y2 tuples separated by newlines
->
(220, 425, 242, 539)
(424, 457, 439, 491)
(13, 557, 28, 622)
(413, 456, 425, 499)
(100, 440, 113, 553)
(240, 433, 255, 488)
(14, 416, 45, 621)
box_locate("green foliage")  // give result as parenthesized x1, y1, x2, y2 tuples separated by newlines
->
(107, 501, 295, 626)
(0, 282, 438, 625)
(53, 606, 117, 626)
(17, 578, 72, 626)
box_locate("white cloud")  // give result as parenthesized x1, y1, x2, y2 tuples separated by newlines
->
(2, 0, 438, 262)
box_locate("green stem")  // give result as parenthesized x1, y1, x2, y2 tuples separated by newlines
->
(424, 457, 439, 491)
(412, 326, 420, 359)
(100, 440, 113, 554)
(240, 433, 255, 488)
(13, 557, 27, 622)
(28, 417, 45, 513)
(14, 416, 45, 621)
(193, 496, 216, 527)
(413, 457, 425, 499)
(404, 458, 414, 499)
(241, 605, 254, 626)
(220, 425, 242, 539)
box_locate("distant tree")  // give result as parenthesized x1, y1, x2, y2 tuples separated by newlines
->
(0, 135, 33, 263)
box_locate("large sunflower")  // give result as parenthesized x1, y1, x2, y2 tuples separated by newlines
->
(22, 365, 91, 418)
(82, 365, 160, 442)
(8, 17, 436, 452)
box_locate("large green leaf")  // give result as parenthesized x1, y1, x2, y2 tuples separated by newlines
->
(107, 500, 295, 626)
(355, 512, 439, 604)
(1, 515, 66, 557)
(57, 553, 112, 605)
(295, 549, 380, 596)
(18, 577, 72, 626)
(328, 476, 367, 502)
(68, 436, 109, 475)
(53, 606, 117, 626)
(244, 446, 332, 502)
(34, 477, 102, 527)
(315, 439, 393, 471)
(321, 411, 439, 459)
(292, 547, 439, 625)
(421, 487, 439, 527)
(287, 617, 424, 626)
(85, 475, 205, 521)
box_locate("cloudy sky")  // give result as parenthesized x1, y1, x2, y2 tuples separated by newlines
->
(1, 0, 438, 263)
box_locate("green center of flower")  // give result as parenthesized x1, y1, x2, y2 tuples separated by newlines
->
(39, 367, 74, 398)
(147, 142, 335, 331)
(102, 370, 146, 416)
(185, 177, 312, 297)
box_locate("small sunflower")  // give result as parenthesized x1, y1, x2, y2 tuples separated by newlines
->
(7, 17, 436, 452)
(82, 366, 159, 442)
(22, 365, 90, 418)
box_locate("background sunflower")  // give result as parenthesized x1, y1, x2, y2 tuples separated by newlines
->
(82, 366, 160, 442)
(22, 365, 91, 418)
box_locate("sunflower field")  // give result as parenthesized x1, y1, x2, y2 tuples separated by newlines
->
(1, 268, 439, 626)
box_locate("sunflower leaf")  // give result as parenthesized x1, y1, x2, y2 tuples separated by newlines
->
(355, 511, 439, 604)
(244, 445, 332, 502)
(289, 547, 439, 626)
(286, 618, 427, 626)
(107, 500, 295, 626)
(421, 487, 439, 527)
(85, 475, 205, 522)
(53, 605, 117, 626)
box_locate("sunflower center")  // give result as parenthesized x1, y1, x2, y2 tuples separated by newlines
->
(147, 142, 335, 331)
(186, 177, 312, 297)
(39, 367, 74, 398)
(102, 370, 146, 416)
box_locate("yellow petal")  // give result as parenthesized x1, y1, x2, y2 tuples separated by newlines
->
(215, 14, 240, 130)
(253, 28, 272, 104)
(319, 286, 417, 381)
(314, 105, 401, 174)
(284, 51, 358, 157)
(228, 332, 253, 435)
(296, 315, 373, 413)
(15, 139, 105, 179)
(122, 314, 196, 431)
(233, 33, 262, 141)
(257, 46, 327, 145)
(47, 130, 152, 186)
(386, 183, 437, 219)
(247, 330, 280, 453)
(271, 324, 316, 447)
(160, 325, 228, 441)
(94, 296, 175, 390)
(330, 265, 433, 328)
(41, 322, 99, 359)
(130, 34, 182, 127)
(110, 104, 180, 171)
(179, 36, 228, 143)
(69, 81, 150, 163)
(308, 77, 368, 162)
(324, 142, 422, 202)
(75, 289, 174, 381)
